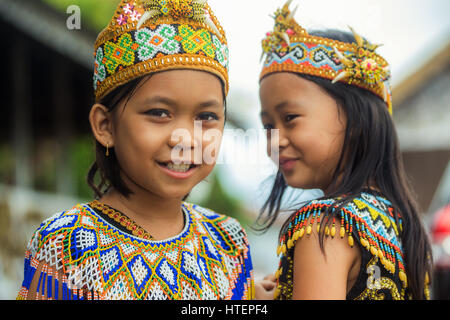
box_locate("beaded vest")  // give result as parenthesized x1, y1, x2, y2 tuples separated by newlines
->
(17, 202, 254, 300)
(274, 190, 430, 300)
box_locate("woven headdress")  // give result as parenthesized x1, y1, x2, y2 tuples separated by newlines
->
(93, 0, 229, 102)
(260, 0, 393, 114)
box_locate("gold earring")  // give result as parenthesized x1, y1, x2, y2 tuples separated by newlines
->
(106, 143, 110, 157)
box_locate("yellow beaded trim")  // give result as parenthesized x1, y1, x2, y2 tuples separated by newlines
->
(95, 52, 228, 102)
(89, 200, 153, 240)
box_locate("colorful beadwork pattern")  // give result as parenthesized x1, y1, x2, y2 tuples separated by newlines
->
(93, 0, 229, 101)
(260, 0, 393, 114)
(17, 203, 253, 300)
(273, 191, 430, 300)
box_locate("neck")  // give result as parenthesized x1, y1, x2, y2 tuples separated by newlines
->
(102, 189, 183, 221)
(323, 180, 382, 197)
(99, 177, 185, 240)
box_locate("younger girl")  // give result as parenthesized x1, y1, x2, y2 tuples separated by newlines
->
(255, 1, 432, 300)
(17, 0, 253, 300)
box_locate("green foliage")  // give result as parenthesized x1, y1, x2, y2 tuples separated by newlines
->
(42, 0, 121, 31)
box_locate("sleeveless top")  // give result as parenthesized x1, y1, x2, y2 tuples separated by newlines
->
(17, 202, 254, 300)
(274, 190, 430, 300)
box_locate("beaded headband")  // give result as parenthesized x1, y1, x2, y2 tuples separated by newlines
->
(260, 0, 393, 114)
(93, 0, 229, 102)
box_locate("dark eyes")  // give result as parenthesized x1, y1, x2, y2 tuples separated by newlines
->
(145, 109, 219, 121)
(284, 114, 299, 122)
(145, 109, 170, 118)
(262, 114, 298, 130)
(197, 112, 219, 122)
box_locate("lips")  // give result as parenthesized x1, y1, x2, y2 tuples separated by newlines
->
(157, 161, 199, 179)
(158, 161, 198, 172)
(279, 157, 299, 171)
(165, 162, 193, 173)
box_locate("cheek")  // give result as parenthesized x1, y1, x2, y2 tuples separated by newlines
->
(289, 125, 345, 181)
(201, 127, 223, 164)
(114, 120, 167, 167)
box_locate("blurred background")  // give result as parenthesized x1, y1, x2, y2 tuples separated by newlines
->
(0, 0, 449, 299)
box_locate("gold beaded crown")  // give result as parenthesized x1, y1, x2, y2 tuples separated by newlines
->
(260, 0, 393, 114)
(93, 0, 229, 102)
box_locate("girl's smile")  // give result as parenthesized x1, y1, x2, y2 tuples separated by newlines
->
(90, 69, 225, 200)
(157, 161, 200, 179)
(279, 156, 300, 172)
(260, 72, 347, 192)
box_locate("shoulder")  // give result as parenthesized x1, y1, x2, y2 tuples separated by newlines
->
(342, 192, 401, 234)
(279, 191, 404, 271)
(186, 202, 246, 230)
(280, 191, 400, 251)
(285, 191, 398, 235)
(26, 204, 98, 259)
(184, 202, 250, 251)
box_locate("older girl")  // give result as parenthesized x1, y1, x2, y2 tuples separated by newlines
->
(17, 0, 253, 300)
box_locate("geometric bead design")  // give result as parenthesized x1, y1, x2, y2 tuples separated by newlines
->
(93, 0, 229, 101)
(94, 23, 228, 100)
(261, 1, 393, 114)
(273, 190, 428, 300)
(17, 202, 254, 300)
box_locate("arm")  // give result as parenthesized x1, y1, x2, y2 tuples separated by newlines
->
(291, 220, 360, 300)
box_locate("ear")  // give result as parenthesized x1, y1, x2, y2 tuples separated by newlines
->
(89, 104, 115, 148)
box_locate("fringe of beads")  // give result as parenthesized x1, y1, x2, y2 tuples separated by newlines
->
(275, 202, 408, 289)
(17, 253, 98, 300)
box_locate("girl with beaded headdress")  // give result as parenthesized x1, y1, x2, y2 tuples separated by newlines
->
(17, 0, 254, 300)
(254, 0, 432, 300)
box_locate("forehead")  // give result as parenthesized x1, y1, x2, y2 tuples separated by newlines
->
(259, 73, 309, 112)
(132, 70, 224, 103)
(259, 73, 342, 120)
(260, 72, 314, 97)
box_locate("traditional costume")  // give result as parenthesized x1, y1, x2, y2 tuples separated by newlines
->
(17, 202, 253, 300)
(17, 0, 253, 300)
(260, 1, 429, 300)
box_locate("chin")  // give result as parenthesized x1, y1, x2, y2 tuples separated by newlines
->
(151, 185, 191, 200)
(284, 176, 316, 190)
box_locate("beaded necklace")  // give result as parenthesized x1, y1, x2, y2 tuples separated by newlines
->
(88, 200, 154, 240)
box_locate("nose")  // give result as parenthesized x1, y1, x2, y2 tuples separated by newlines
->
(266, 127, 287, 164)
(168, 121, 201, 149)
(168, 120, 203, 164)
(275, 127, 289, 150)
(169, 130, 199, 149)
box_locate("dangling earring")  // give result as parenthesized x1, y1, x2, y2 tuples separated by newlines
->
(106, 143, 110, 157)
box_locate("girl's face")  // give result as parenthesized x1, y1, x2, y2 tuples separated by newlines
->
(260, 73, 347, 192)
(104, 70, 225, 200)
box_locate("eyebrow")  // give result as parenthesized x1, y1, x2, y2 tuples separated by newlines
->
(260, 101, 290, 118)
(142, 96, 178, 107)
(197, 99, 222, 109)
(142, 96, 222, 109)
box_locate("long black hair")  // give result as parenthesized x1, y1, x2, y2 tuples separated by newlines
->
(256, 30, 433, 299)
